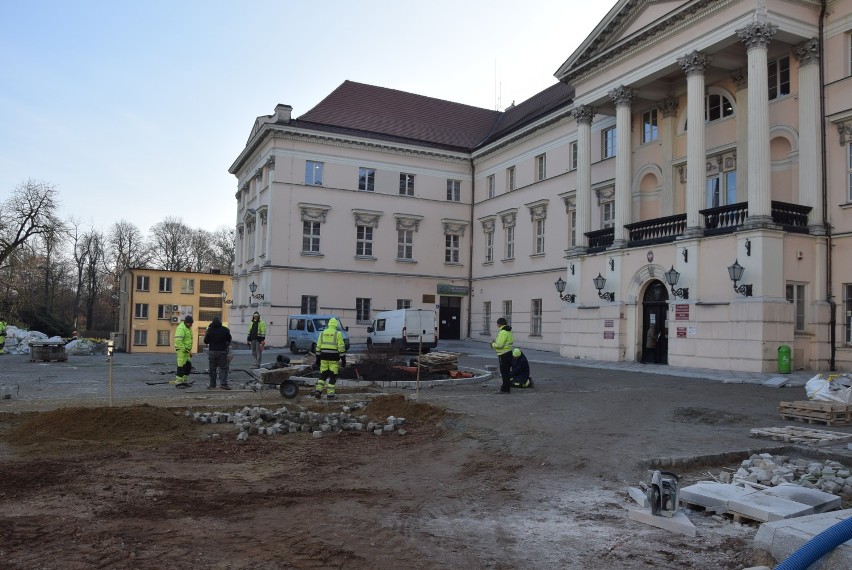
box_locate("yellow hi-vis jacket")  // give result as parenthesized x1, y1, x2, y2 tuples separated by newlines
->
(491, 324, 514, 356)
(317, 318, 346, 359)
(175, 322, 193, 353)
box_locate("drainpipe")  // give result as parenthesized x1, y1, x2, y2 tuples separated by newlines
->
(818, 0, 836, 370)
(467, 157, 475, 339)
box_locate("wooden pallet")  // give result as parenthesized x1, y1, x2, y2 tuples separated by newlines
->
(778, 400, 852, 427)
(750, 425, 852, 447)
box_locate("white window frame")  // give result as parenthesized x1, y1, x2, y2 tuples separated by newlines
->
(570, 209, 577, 247)
(302, 221, 321, 253)
(848, 144, 852, 202)
(305, 160, 323, 185)
(504, 225, 515, 260)
(602, 127, 617, 159)
(157, 304, 170, 320)
(447, 179, 461, 202)
(642, 109, 659, 144)
(705, 93, 734, 123)
(502, 300, 512, 326)
(483, 301, 491, 335)
(356, 225, 373, 257)
(845, 284, 852, 345)
(602, 201, 615, 229)
(134, 303, 149, 319)
(359, 167, 375, 191)
(356, 298, 371, 323)
(133, 329, 148, 346)
(534, 218, 546, 255)
(768, 55, 791, 101)
(568, 142, 578, 171)
(445, 234, 460, 263)
(484, 230, 494, 263)
(531, 299, 543, 336)
(397, 229, 414, 260)
(705, 171, 738, 209)
(158, 277, 172, 293)
(156, 330, 170, 346)
(399, 173, 415, 196)
(506, 166, 516, 192)
(301, 295, 318, 314)
(397, 299, 412, 309)
(487, 175, 496, 198)
(135, 275, 149, 291)
(786, 283, 806, 332)
(535, 154, 546, 182)
(181, 278, 194, 294)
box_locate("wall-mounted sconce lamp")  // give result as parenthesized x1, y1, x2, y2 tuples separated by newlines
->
(554, 277, 576, 303)
(745, 239, 751, 257)
(682, 248, 688, 263)
(664, 266, 689, 299)
(592, 273, 615, 302)
(569, 262, 575, 276)
(727, 259, 753, 297)
(608, 258, 615, 271)
(249, 280, 265, 301)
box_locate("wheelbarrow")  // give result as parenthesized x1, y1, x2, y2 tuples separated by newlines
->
(254, 365, 314, 399)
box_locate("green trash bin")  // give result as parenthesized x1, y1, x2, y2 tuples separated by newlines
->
(778, 345, 792, 374)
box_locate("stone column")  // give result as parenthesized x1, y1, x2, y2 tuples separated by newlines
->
(263, 156, 276, 262)
(731, 69, 748, 202)
(609, 86, 633, 247)
(794, 38, 823, 233)
(737, 12, 777, 224)
(660, 97, 679, 217)
(677, 51, 712, 235)
(572, 105, 595, 252)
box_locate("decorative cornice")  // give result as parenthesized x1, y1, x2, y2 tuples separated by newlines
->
(394, 214, 423, 232)
(573, 105, 596, 125)
(730, 69, 748, 90)
(298, 203, 331, 223)
(265, 156, 276, 169)
(838, 122, 852, 146)
(257, 205, 268, 224)
(525, 200, 549, 221)
(480, 217, 496, 232)
(660, 97, 679, 118)
(442, 219, 468, 236)
(562, 195, 576, 212)
(608, 86, 633, 108)
(677, 51, 712, 77)
(352, 209, 382, 227)
(254, 168, 263, 180)
(595, 187, 615, 204)
(499, 210, 518, 228)
(243, 208, 256, 224)
(793, 38, 820, 66)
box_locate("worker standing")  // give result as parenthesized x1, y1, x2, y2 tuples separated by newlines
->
(203, 316, 232, 390)
(0, 314, 7, 355)
(313, 317, 346, 400)
(173, 314, 194, 388)
(247, 311, 267, 368)
(491, 317, 514, 394)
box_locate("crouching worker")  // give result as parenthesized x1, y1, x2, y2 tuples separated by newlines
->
(510, 348, 534, 388)
(313, 317, 346, 399)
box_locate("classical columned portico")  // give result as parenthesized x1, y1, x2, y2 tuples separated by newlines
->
(737, 14, 777, 224)
(660, 98, 678, 217)
(609, 86, 632, 247)
(263, 156, 276, 262)
(731, 69, 749, 202)
(572, 105, 595, 252)
(678, 51, 711, 236)
(794, 38, 823, 233)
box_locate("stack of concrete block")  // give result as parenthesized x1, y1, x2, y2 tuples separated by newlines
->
(732, 453, 852, 499)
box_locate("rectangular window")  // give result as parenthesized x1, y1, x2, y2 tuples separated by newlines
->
(305, 160, 323, 185)
(200, 280, 225, 295)
(156, 330, 170, 346)
(534, 218, 546, 254)
(568, 141, 578, 171)
(535, 154, 546, 182)
(399, 173, 415, 196)
(502, 300, 512, 326)
(445, 234, 460, 263)
(302, 221, 321, 253)
(447, 179, 461, 202)
(487, 175, 496, 199)
(768, 56, 791, 100)
(845, 284, 852, 345)
(570, 209, 577, 247)
(786, 283, 806, 331)
(157, 304, 170, 320)
(602, 202, 615, 229)
(180, 278, 194, 294)
(397, 299, 412, 310)
(642, 109, 659, 143)
(134, 303, 149, 319)
(505, 226, 515, 260)
(531, 299, 543, 336)
(356, 297, 371, 323)
(135, 275, 149, 291)
(483, 301, 491, 334)
(705, 171, 737, 208)
(397, 229, 413, 260)
(133, 329, 147, 346)
(602, 127, 617, 159)
(506, 167, 516, 192)
(158, 277, 172, 293)
(848, 144, 852, 202)
(356, 225, 373, 257)
(301, 295, 318, 314)
(358, 167, 375, 191)
(485, 231, 494, 263)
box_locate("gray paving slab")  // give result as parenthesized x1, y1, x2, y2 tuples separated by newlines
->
(627, 508, 696, 537)
(754, 509, 852, 570)
(763, 483, 842, 514)
(728, 492, 814, 522)
(679, 481, 758, 509)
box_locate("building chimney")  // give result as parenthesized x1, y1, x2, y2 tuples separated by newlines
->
(274, 104, 293, 123)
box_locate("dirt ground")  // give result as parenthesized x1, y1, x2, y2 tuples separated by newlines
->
(1, 353, 849, 569)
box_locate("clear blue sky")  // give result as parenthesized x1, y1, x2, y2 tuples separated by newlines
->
(1, 0, 616, 235)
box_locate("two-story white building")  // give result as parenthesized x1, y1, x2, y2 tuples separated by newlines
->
(229, 0, 852, 373)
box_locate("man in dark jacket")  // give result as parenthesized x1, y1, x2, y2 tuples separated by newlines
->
(203, 316, 232, 389)
(510, 348, 533, 388)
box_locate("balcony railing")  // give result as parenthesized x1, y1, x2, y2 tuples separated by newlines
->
(585, 228, 613, 252)
(625, 214, 687, 246)
(771, 201, 811, 233)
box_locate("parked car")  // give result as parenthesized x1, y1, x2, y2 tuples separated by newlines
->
(366, 309, 437, 353)
(287, 314, 351, 354)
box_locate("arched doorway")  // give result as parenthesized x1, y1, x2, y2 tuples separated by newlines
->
(642, 281, 669, 364)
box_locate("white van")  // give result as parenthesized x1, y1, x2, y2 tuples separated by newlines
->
(366, 309, 437, 352)
(287, 314, 351, 354)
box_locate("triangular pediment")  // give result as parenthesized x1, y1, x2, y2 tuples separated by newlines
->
(555, 0, 695, 83)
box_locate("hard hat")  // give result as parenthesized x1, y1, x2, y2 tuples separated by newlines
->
(512, 348, 521, 357)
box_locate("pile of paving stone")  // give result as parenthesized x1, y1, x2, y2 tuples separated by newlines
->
(188, 402, 407, 441)
(723, 453, 852, 498)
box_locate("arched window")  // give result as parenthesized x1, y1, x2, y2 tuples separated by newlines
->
(681, 88, 736, 131)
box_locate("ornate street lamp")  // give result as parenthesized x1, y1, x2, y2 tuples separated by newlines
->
(727, 259, 753, 297)
(592, 273, 615, 302)
(554, 276, 576, 303)
(663, 266, 689, 299)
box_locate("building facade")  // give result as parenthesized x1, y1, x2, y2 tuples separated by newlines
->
(117, 269, 231, 353)
(230, 0, 852, 373)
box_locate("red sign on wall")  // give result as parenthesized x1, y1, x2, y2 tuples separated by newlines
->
(674, 304, 689, 320)
(676, 327, 687, 338)
(604, 319, 614, 328)
(603, 331, 615, 339)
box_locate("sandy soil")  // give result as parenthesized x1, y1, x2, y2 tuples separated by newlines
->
(2, 356, 844, 569)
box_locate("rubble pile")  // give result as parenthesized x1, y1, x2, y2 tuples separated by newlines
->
(189, 402, 408, 441)
(1, 325, 106, 356)
(725, 453, 852, 499)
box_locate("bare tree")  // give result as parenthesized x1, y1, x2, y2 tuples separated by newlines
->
(148, 217, 192, 271)
(210, 226, 236, 274)
(69, 219, 88, 330)
(188, 228, 214, 272)
(82, 230, 105, 329)
(104, 220, 149, 328)
(0, 179, 62, 270)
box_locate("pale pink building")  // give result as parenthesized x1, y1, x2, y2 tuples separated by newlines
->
(230, 0, 852, 373)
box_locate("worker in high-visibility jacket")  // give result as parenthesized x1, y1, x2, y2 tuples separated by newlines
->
(313, 317, 346, 399)
(0, 314, 7, 355)
(173, 314, 194, 388)
(491, 317, 514, 393)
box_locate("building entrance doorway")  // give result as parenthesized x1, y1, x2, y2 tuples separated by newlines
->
(642, 281, 669, 364)
(439, 296, 461, 340)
